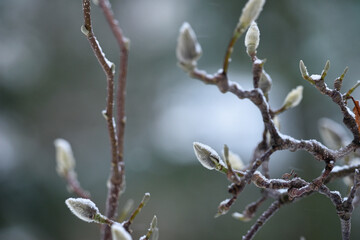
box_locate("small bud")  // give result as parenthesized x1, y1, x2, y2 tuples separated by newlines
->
(299, 60, 309, 79)
(176, 22, 202, 70)
(245, 22, 260, 57)
(318, 118, 348, 149)
(215, 199, 231, 217)
(232, 212, 251, 222)
(193, 142, 222, 170)
(54, 138, 75, 176)
(111, 223, 133, 240)
(321, 60, 330, 79)
(80, 25, 90, 37)
(259, 70, 272, 94)
(283, 86, 303, 109)
(65, 198, 100, 223)
(123, 37, 131, 51)
(237, 0, 265, 31)
(151, 215, 158, 229)
(142, 192, 151, 206)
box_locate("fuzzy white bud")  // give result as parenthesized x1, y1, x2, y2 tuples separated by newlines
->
(176, 22, 202, 70)
(245, 22, 260, 57)
(299, 60, 309, 79)
(112, 223, 133, 240)
(232, 212, 252, 222)
(54, 138, 75, 176)
(193, 142, 222, 170)
(237, 0, 265, 31)
(65, 198, 100, 223)
(259, 70, 272, 94)
(318, 118, 348, 149)
(283, 86, 303, 109)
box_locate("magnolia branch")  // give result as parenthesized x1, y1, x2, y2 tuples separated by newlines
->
(82, 1, 129, 239)
(96, 1, 129, 239)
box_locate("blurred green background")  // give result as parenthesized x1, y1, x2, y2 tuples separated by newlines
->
(1, 0, 360, 239)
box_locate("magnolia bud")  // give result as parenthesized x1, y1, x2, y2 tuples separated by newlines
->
(259, 70, 272, 94)
(176, 22, 202, 70)
(193, 142, 222, 170)
(245, 22, 260, 57)
(237, 0, 266, 31)
(232, 212, 251, 222)
(65, 198, 100, 223)
(283, 86, 303, 109)
(54, 138, 75, 176)
(318, 118, 348, 149)
(111, 223, 133, 240)
(299, 60, 309, 79)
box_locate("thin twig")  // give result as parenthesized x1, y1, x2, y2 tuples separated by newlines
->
(81, 1, 127, 240)
(96, 0, 130, 239)
(242, 200, 281, 240)
(65, 171, 90, 198)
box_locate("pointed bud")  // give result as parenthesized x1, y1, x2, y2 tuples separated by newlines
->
(318, 118, 348, 149)
(151, 215, 158, 229)
(321, 60, 330, 79)
(176, 22, 202, 70)
(111, 223, 133, 240)
(259, 70, 272, 94)
(245, 22, 260, 57)
(237, 0, 265, 31)
(299, 60, 309, 79)
(54, 138, 75, 176)
(65, 198, 100, 223)
(215, 198, 231, 217)
(80, 25, 90, 37)
(283, 86, 303, 109)
(193, 142, 222, 170)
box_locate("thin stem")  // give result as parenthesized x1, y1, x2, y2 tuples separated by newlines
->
(242, 200, 281, 240)
(65, 171, 90, 199)
(123, 193, 150, 232)
(82, 0, 118, 202)
(97, 0, 129, 239)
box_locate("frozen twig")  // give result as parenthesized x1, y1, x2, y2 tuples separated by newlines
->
(242, 200, 281, 240)
(96, 0, 130, 239)
(82, 1, 129, 239)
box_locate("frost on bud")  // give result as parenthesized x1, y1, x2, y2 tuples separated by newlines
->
(111, 223, 133, 240)
(259, 70, 272, 94)
(283, 86, 303, 110)
(176, 22, 202, 71)
(65, 198, 100, 223)
(318, 118, 348, 149)
(232, 212, 251, 222)
(193, 142, 222, 170)
(245, 22, 260, 57)
(54, 138, 75, 176)
(215, 198, 231, 217)
(299, 60, 309, 79)
(237, 0, 265, 31)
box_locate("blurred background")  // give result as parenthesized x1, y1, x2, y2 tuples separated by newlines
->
(1, 0, 360, 239)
